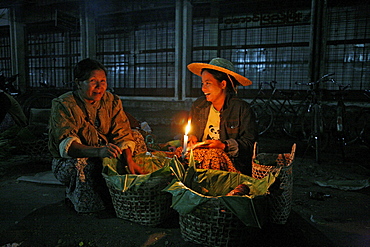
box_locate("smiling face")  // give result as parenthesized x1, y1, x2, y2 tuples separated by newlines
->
(78, 69, 107, 104)
(201, 70, 227, 108)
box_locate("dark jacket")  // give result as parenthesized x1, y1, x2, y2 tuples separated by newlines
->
(189, 94, 258, 174)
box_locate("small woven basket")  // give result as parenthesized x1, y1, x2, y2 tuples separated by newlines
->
(179, 198, 254, 247)
(106, 175, 173, 226)
(252, 143, 296, 224)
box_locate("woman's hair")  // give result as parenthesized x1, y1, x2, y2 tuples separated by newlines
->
(201, 68, 238, 94)
(73, 58, 107, 81)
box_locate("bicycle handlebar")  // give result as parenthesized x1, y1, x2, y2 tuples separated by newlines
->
(270, 80, 277, 90)
(258, 81, 277, 90)
(295, 81, 314, 87)
(339, 84, 350, 91)
(295, 72, 336, 87)
(318, 73, 335, 82)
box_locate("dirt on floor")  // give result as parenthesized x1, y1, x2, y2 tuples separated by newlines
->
(0, 125, 369, 247)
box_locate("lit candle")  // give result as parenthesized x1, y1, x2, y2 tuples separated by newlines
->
(182, 119, 191, 156)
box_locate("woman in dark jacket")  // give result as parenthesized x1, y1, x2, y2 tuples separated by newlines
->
(186, 58, 257, 175)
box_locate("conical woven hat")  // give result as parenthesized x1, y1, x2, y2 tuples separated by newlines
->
(187, 57, 252, 86)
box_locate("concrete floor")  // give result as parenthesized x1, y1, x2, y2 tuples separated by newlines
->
(0, 126, 369, 247)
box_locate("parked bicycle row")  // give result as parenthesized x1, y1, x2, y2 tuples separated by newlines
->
(249, 74, 370, 163)
(1, 71, 369, 164)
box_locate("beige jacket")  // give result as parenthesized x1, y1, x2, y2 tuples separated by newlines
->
(48, 91, 135, 158)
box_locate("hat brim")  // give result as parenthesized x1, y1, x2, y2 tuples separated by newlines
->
(187, 63, 252, 86)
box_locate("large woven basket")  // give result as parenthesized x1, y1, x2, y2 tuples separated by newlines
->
(106, 175, 174, 226)
(252, 143, 296, 224)
(169, 164, 272, 247)
(179, 198, 258, 247)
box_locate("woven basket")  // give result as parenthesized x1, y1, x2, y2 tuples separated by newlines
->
(106, 175, 174, 226)
(179, 198, 256, 247)
(252, 143, 296, 224)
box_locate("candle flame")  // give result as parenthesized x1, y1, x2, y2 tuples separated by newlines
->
(185, 119, 191, 135)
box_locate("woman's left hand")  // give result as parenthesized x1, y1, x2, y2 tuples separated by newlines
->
(127, 159, 146, 175)
(204, 140, 226, 150)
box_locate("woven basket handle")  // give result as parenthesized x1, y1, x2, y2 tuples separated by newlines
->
(290, 143, 296, 162)
(252, 142, 258, 160)
(280, 143, 296, 167)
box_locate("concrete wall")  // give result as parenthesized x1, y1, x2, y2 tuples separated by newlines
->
(122, 99, 194, 142)
(122, 99, 192, 124)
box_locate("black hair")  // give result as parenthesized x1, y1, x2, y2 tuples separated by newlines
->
(73, 58, 107, 81)
(201, 68, 238, 94)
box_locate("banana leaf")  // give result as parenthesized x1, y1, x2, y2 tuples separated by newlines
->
(168, 155, 186, 182)
(163, 150, 277, 228)
(102, 152, 174, 192)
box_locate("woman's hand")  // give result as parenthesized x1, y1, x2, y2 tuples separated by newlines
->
(99, 143, 122, 158)
(127, 159, 145, 175)
(68, 141, 123, 158)
(186, 135, 199, 149)
(188, 135, 198, 145)
(204, 139, 226, 150)
(123, 148, 146, 175)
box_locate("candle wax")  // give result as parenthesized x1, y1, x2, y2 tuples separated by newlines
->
(183, 135, 188, 152)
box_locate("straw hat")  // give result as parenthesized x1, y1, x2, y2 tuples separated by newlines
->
(187, 57, 252, 86)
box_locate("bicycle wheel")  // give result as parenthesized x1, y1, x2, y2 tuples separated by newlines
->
(283, 104, 307, 139)
(251, 103, 273, 136)
(22, 93, 57, 119)
(313, 104, 321, 162)
(359, 109, 370, 147)
(321, 103, 336, 131)
(309, 104, 329, 163)
(297, 104, 327, 163)
(343, 106, 366, 145)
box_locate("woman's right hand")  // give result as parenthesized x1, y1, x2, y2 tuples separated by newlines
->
(186, 135, 198, 150)
(188, 135, 198, 145)
(98, 143, 122, 158)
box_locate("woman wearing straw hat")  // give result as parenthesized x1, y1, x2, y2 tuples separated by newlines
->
(186, 58, 257, 175)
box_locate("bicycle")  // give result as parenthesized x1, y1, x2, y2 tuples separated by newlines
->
(0, 73, 28, 128)
(357, 89, 370, 148)
(249, 81, 274, 135)
(250, 81, 299, 136)
(1, 73, 58, 117)
(328, 83, 367, 159)
(284, 73, 335, 163)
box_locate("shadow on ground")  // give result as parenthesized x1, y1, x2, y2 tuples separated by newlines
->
(0, 196, 335, 247)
